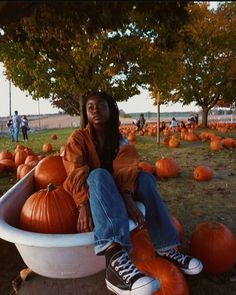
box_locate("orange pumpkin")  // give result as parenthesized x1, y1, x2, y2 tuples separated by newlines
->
(34, 155, 67, 190)
(42, 143, 53, 153)
(155, 157, 180, 178)
(0, 150, 13, 161)
(189, 222, 236, 274)
(20, 184, 78, 234)
(185, 132, 198, 142)
(0, 159, 15, 170)
(24, 155, 39, 164)
(221, 138, 234, 149)
(168, 135, 180, 148)
(50, 133, 58, 140)
(210, 140, 223, 152)
(130, 227, 156, 263)
(135, 257, 189, 295)
(193, 165, 213, 181)
(14, 149, 27, 167)
(17, 163, 33, 180)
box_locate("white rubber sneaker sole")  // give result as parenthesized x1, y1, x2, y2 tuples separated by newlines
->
(181, 260, 203, 275)
(106, 278, 160, 295)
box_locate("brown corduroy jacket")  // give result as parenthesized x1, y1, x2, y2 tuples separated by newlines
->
(62, 124, 139, 207)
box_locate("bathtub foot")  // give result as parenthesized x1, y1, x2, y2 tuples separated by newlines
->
(11, 268, 33, 294)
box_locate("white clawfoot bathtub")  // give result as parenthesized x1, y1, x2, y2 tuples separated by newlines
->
(0, 170, 145, 279)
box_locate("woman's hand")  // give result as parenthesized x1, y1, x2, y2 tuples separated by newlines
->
(77, 203, 94, 233)
(123, 193, 145, 227)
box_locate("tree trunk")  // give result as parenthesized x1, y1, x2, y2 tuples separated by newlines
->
(201, 106, 210, 128)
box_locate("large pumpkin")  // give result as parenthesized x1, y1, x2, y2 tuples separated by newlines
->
(155, 157, 180, 178)
(20, 184, 78, 234)
(130, 227, 156, 263)
(193, 165, 213, 181)
(189, 222, 236, 274)
(34, 155, 67, 190)
(135, 257, 189, 295)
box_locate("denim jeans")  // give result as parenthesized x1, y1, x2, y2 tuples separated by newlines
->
(87, 168, 179, 255)
(13, 126, 20, 142)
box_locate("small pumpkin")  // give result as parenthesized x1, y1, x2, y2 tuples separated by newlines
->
(155, 157, 180, 178)
(189, 222, 236, 274)
(193, 165, 213, 181)
(34, 155, 67, 190)
(42, 143, 53, 153)
(17, 163, 33, 180)
(20, 183, 78, 234)
(50, 133, 58, 140)
(210, 140, 223, 152)
(168, 135, 180, 148)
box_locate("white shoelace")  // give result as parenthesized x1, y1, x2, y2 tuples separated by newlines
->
(111, 252, 141, 283)
(164, 249, 187, 264)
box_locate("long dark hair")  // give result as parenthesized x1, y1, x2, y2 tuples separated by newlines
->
(82, 91, 120, 171)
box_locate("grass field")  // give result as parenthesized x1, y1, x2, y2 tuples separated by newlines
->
(0, 126, 236, 294)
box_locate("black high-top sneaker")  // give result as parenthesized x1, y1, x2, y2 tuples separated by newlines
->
(105, 249, 159, 295)
(157, 248, 203, 275)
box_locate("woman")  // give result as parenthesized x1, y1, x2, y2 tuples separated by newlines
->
(21, 115, 29, 142)
(62, 91, 202, 295)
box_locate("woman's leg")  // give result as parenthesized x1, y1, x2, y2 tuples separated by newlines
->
(135, 171, 203, 275)
(87, 168, 131, 255)
(134, 171, 179, 251)
(87, 168, 160, 294)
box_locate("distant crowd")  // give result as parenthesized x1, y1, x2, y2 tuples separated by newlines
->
(132, 113, 199, 132)
(6, 110, 30, 142)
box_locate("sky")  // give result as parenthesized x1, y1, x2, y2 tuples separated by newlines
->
(0, 63, 199, 117)
(1, 2, 219, 117)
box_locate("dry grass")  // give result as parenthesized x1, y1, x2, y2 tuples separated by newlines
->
(0, 126, 236, 294)
(135, 131, 236, 295)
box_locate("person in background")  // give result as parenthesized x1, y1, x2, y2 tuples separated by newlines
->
(170, 117, 178, 131)
(137, 113, 146, 131)
(159, 121, 166, 132)
(6, 116, 14, 141)
(12, 110, 21, 142)
(194, 113, 199, 125)
(180, 121, 187, 129)
(21, 115, 29, 142)
(62, 91, 203, 295)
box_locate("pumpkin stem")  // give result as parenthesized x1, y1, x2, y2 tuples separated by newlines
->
(47, 183, 56, 192)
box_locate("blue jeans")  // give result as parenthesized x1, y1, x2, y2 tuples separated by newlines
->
(87, 168, 179, 255)
(13, 126, 20, 142)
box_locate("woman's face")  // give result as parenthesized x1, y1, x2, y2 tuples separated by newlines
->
(86, 95, 110, 126)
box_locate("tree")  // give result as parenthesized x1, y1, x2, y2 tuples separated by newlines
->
(0, 1, 188, 126)
(175, 2, 236, 127)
